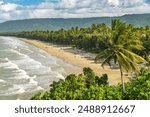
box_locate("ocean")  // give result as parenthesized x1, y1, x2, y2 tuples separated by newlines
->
(0, 36, 76, 100)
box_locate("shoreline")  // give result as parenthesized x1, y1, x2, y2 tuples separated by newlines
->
(19, 38, 129, 85)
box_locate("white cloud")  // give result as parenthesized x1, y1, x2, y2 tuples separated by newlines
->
(108, 0, 119, 6)
(0, 0, 150, 22)
(37, 2, 54, 9)
(119, 0, 145, 7)
(57, 0, 76, 9)
(0, 1, 18, 12)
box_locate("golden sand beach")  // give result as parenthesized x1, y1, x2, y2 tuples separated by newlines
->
(20, 38, 130, 85)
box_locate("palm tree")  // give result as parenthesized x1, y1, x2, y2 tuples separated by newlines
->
(95, 19, 147, 93)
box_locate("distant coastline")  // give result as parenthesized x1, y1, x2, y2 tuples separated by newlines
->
(19, 38, 129, 85)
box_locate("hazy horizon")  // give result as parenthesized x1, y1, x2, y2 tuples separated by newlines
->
(1, 12, 150, 24)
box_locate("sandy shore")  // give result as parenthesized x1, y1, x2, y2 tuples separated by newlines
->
(20, 38, 129, 85)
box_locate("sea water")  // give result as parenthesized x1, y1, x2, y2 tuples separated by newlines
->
(0, 36, 76, 100)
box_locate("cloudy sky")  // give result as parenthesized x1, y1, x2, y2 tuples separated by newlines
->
(0, 0, 150, 22)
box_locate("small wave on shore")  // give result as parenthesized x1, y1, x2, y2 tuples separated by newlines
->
(0, 79, 5, 83)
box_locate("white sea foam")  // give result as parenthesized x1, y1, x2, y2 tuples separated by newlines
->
(10, 49, 28, 58)
(1, 85, 27, 96)
(29, 79, 38, 85)
(0, 59, 19, 70)
(13, 57, 43, 70)
(16, 88, 25, 94)
(13, 69, 30, 79)
(38, 54, 47, 58)
(31, 75, 37, 79)
(36, 86, 44, 91)
(24, 48, 33, 53)
(4, 58, 9, 61)
(0, 79, 5, 83)
(4, 37, 25, 49)
(56, 74, 65, 79)
(27, 58, 42, 67)
(5, 62, 19, 69)
(40, 67, 52, 74)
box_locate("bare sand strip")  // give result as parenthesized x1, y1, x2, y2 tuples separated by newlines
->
(20, 38, 129, 85)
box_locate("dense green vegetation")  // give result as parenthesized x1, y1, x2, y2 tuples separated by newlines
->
(31, 67, 150, 100)
(0, 13, 150, 32)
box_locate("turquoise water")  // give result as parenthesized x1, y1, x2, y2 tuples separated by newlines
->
(0, 36, 74, 100)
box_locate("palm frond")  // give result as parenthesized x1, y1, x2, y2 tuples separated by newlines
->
(116, 52, 133, 72)
(122, 39, 144, 50)
(122, 49, 147, 63)
(95, 49, 113, 63)
(101, 55, 113, 68)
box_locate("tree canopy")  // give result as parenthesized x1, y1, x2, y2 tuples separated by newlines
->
(31, 67, 150, 100)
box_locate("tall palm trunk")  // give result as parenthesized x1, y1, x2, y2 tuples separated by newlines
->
(119, 63, 125, 94)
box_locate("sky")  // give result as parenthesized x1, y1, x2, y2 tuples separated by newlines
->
(0, 0, 150, 22)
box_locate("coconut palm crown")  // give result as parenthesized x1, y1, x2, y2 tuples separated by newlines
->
(95, 19, 147, 92)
